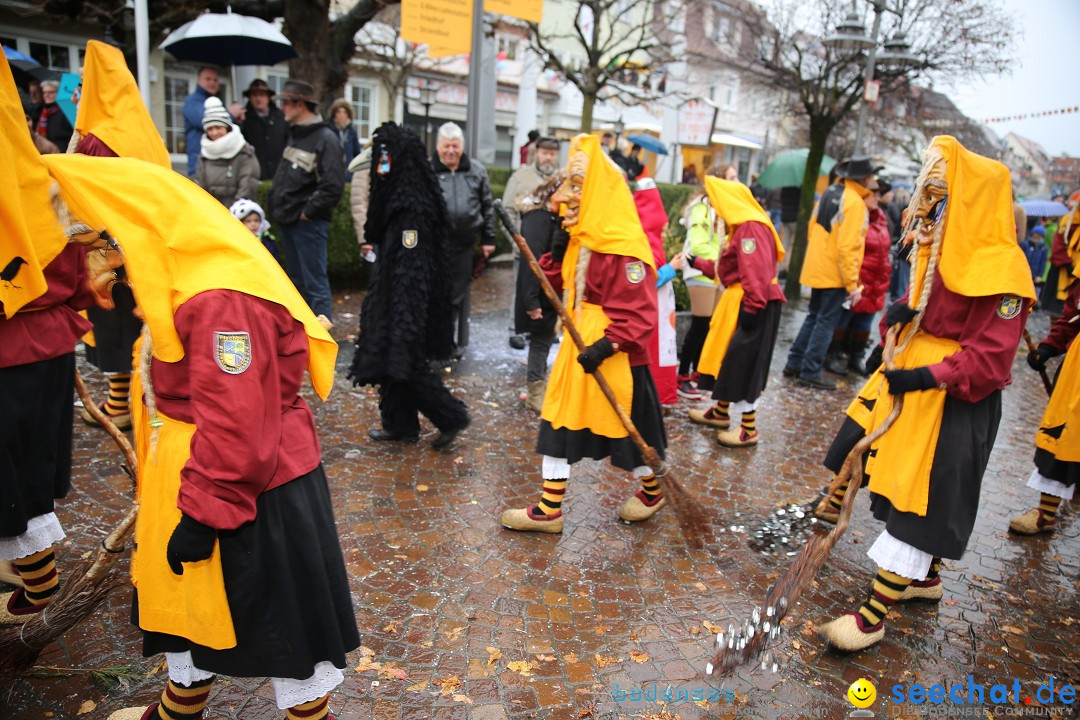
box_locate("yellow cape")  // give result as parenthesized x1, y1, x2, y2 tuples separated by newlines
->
(0, 54, 67, 318)
(76, 40, 170, 167)
(42, 154, 336, 399)
(703, 176, 784, 262)
(932, 136, 1036, 301)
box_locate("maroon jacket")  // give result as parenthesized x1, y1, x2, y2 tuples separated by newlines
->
(1043, 279, 1080, 354)
(0, 244, 93, 369)
(690, 221, 786, 312)
(151, 290, 321, 530)
(885, 275, 1030, 403)
(852, 207, 891, 314)
(539, 250, 658, 367)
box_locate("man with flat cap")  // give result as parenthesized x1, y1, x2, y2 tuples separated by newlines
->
(267, 79, 345, 326)
(240, 78, 288, 180)
(784, 155, 881, 389)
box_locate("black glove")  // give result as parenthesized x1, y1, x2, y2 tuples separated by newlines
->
(885, 300, 918, 328)
(865, 344, 884, 375)
(738, 308, 761, 333)
(1027, 343, 1058, 372)
(683, 252, 697, 268)
(166, 514, 217, 575)
(550, 227, 570, 263)
(577, 336, 615, 374)
(883, 367, 937, 396)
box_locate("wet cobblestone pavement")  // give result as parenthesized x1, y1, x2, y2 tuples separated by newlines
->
(4, 265, 1078, 720)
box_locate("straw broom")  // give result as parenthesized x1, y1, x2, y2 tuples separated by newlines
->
(494, 200, 714, 549)
(0, 370, 139, 675)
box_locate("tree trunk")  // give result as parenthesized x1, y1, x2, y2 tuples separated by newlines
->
(283, 0, 335, 106)
(783, 118, 833, 299)
(580, 90, 596, 133)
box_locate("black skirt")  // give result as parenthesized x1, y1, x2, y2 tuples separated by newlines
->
(136, 465, 360, 679)
(537, 365, 667, 471)
(0, 352, 74, 537)
(1034, 449, 1080, 488)
(85, 285, 142, 373)
(823, 391, 1002, 560)
(697, 299, 783, 403)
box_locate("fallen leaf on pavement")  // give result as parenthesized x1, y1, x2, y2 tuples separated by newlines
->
(593, 653, 620, 667)
(76, 701, 96, 716)
(594, 624, 610, 634)
(383, 622, 399, 632)
(433, 674, 462, 696)
(452, 694, 474, 704)
(535, 654, 556, 662)
(629, 650, 649, 663)
(693, 582, 706, 591)
(564, 653, 579, 663)
(354, 646, 382, 673)
(1001, 625, 1027, 636)
(406, 680, 428, 691)
(453, 456, 464, 464)
(379, 662, 408, 681)
(507, 660, 537, 676)
(443, 625, 466, 640)
(486, 647, 502, 666)
(703, 620, 723, 634)
(416, 485, 429, 491)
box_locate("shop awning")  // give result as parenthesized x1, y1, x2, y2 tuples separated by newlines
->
(710, 132, 763, 150)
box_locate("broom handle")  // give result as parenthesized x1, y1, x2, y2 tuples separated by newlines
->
(494, 200, 664, 473)
(1022, 328, 1053, 397)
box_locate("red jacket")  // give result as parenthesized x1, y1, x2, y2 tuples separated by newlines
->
(852, 207, 891, 314)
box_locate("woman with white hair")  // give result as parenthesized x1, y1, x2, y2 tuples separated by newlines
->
(31, 79, 73, 151)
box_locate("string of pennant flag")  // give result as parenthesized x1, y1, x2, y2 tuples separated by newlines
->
(983, 106, 1079, 124)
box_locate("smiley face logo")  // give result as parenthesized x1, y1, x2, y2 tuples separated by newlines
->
(847, 678, 876, 708)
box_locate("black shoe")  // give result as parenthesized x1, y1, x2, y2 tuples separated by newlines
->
(433, 416, 471, 449)
(782, 365, 800, 378)
(369, 427, 419, 443)
(509, 334, 527, 350)
(798, 374, 836, 390)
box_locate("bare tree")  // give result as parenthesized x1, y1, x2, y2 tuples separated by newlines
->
(39, 0, 397, 105)
(742, 0, 1015, 297)
(353, 5, 455, 122)
(529, 0, 694, 131)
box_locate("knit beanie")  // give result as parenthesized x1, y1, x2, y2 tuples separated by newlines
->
(202, 97, 232, 131)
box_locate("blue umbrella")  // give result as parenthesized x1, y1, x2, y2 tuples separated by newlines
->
(1021, 199, 1069, 218)
(625, 133, 668, 155)
(3, 45, 36, 63)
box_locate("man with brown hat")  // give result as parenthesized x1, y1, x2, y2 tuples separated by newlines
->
(267, 79, 345, 324)
(240, 78, 287, 180)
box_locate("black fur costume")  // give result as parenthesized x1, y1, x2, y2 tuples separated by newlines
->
(348, 123, 469, 435)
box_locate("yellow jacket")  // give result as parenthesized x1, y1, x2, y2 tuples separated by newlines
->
(800, 179, 870, 291)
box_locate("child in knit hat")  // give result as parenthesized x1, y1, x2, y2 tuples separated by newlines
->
(229, 197, 279, 260)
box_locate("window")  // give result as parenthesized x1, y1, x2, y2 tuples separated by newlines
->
(348, 82, 375, 139)
(164, 75, 192, 155)
(29, 41, 71, 72)
(714, 15, 730, 44)
(497, 36, 518, 60)
(0, 36, 17, 49)
(668, 3, 685, 34)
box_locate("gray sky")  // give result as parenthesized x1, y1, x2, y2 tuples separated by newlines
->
(946, 0, 1080, 158)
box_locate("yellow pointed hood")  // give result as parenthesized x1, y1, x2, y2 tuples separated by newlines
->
(42, 154, 337, 399)
(932, 136, 1036, 301)
(703, 176, 784, 261)
(75, 40, 170, 167)
(0, 53, 67, 317)
(567, 134, 655, 268)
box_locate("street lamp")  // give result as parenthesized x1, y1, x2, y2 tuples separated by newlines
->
(613, 115, 625, 144)
(824, 0, 918, 156)
(417, 79, 441, 155)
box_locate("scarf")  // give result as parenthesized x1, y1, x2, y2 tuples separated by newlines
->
(36, 103, 60, 137)
(200, 125, 247, 160)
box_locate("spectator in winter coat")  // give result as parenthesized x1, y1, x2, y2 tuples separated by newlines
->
(329, 98, 362, 181)
(195, 97, 260, 209)
(825, 178, 892, 376)
(432, 121, 495, 356)
(1021, 225, 1049, 293)
(31, 80, 73, 151)
(267, 80, 346, 324)
(240, 79, 287, 180)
